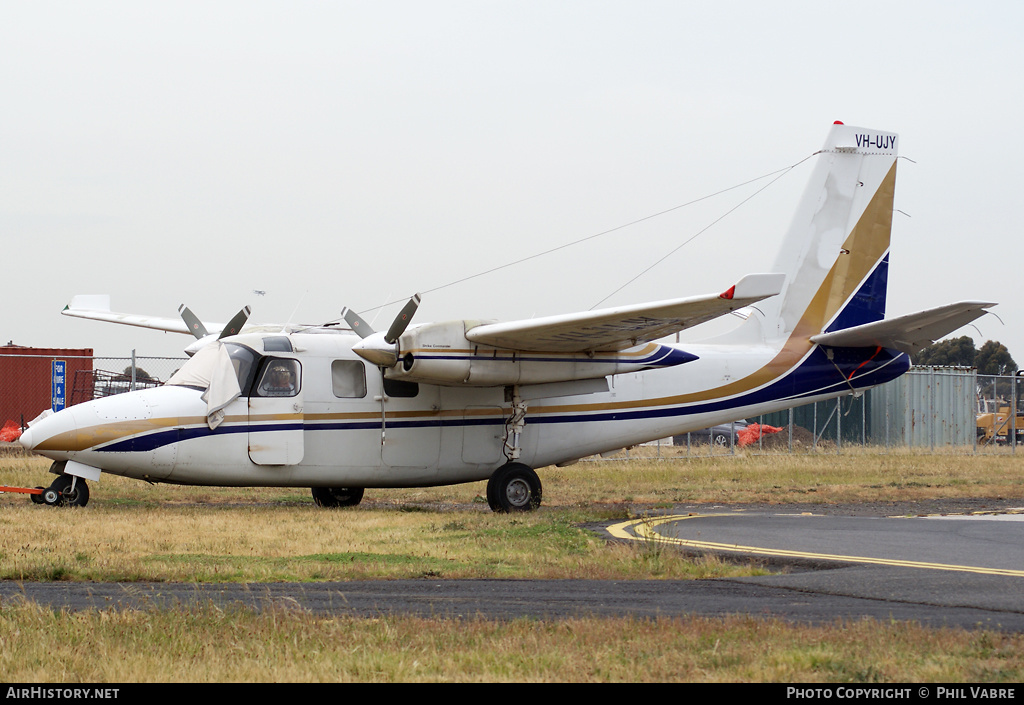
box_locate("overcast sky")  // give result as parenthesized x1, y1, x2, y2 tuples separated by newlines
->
(2, 1, 1020, 366)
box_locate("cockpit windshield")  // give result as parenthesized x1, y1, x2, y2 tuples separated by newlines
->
(166, 343, 260, 396)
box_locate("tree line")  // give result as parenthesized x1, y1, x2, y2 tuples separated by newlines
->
(913, 336, 1017, 375)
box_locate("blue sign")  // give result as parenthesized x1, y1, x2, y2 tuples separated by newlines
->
(52, 360, 66, 412)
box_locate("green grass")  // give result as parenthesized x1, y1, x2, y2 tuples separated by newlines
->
(0, 500, 768, 582)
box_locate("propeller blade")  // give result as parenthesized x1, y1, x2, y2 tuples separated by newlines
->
(218, 306, 251, 339)
(342, 307, 375, 339)
(178, 305, 209, 340)
(384, 293, 421, 345)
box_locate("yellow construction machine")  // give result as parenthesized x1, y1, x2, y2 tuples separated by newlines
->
(976, 401, 1024, 445)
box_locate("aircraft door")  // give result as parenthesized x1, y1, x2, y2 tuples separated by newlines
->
(248, 358, 304, 466)
(460, 407, 505, 465)
(377, 375, 442, 470)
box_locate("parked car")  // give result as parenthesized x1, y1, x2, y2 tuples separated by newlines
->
(673, 419, 749, 447)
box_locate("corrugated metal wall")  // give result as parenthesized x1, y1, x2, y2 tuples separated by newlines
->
(761, 366, 979, 449)
(868, 367, 977, 447)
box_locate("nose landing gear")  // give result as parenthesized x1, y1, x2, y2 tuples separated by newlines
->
(1, 474, 89, 507)
(41, 475, 90, 507)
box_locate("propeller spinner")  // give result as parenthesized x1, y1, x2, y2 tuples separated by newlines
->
(345, 294, 421, 367)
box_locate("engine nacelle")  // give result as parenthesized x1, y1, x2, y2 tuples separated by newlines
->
(380, 321, 697, 387)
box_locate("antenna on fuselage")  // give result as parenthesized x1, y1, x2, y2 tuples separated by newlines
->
(282, 290, 308, 333)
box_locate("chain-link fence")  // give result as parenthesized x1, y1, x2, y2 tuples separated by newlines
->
(638, 367, 1022, 458)
(70, 356, 188, 404)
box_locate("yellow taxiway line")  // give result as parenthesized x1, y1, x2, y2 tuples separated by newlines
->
(607, 514, 1024, 578)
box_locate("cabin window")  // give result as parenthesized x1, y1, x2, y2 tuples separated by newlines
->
(383, 377, 418, 398)
(332, 360, 367, 398)
(262, 336, 293, 353)
(255, 359, 301, 397)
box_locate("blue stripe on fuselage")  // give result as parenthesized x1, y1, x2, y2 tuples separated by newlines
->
(100, 421, 304, 453)
(530, 345, 908, 426)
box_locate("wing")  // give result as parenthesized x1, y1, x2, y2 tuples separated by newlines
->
(465, 273, 785, 352)
(809, 301, 996, 354)
(62, 295, 205, 335)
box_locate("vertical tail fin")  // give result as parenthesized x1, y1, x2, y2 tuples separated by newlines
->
(757, 122, 899, 344)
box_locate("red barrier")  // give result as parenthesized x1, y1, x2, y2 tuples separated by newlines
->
(737, 423, 783, 447)
(0, 419, 21, 442)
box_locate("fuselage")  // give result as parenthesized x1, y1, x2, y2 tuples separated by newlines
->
(19, 328, 909, 488)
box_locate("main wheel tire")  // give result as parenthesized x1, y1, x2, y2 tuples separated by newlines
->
(486, 463, 542, 513)
(62, 478, 89, 507)
(311, 486, 364, 508)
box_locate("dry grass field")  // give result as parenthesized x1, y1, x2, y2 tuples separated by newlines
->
(5, 606, 1023, 683)
(2, 448, 1023, 682)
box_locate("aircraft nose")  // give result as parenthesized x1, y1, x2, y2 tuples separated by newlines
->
(17, 427, 34, 450)
(15, 408, 75, 460)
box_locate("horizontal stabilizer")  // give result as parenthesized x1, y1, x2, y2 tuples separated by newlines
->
(809, 301, 996, 354)
(466, 273, 785, 352)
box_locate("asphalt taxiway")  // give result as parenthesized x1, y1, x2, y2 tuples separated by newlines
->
(604, 508, 1024, 630)
(3, 507, 1024, 630)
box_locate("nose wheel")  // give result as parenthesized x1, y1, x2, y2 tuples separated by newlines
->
(41, 475, 90, 507)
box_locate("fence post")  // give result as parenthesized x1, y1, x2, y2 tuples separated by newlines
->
(974, 372, 980, 454)
(812, 402, 818, 451)
(929, 367, 935, 453)
(993, 375, 999, 453)
(861, 392, 866, 446)
(836, 398, 842, 453)
(130, 350, 137, 392)
(1014, 371, 1021, 454)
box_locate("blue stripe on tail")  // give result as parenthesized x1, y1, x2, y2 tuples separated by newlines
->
(825, 253, 889, 333)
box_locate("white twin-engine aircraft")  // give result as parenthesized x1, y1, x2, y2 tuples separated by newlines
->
(21, 123, 995, 511)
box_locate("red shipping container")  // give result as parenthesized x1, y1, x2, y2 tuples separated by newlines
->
(0, 345, 93, 433)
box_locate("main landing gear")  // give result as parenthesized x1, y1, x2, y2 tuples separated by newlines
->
(486, 462, 542, 513)
(307, 466, 542, 513)
(311, 486, 365, 508)
(485, 386, 542, 513)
